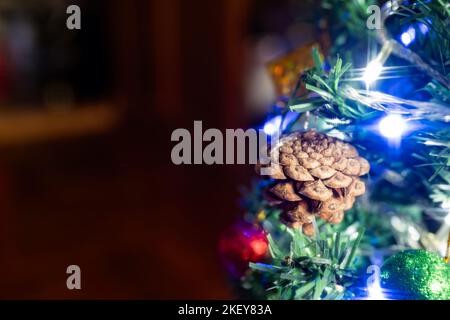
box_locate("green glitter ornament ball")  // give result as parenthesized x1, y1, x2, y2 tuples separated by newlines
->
(381, 249, 450, 300)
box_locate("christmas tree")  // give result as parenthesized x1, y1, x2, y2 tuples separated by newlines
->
(220, 0, 450, 300)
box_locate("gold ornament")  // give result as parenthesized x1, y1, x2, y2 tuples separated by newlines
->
(266, 43, 319, 98)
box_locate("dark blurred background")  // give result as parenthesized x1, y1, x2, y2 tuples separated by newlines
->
(0, 0, 319, 299)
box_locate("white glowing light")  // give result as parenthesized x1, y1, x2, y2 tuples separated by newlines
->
(430, 281, 442, 293)
(263, 116, 282, 135)
(362, 60, 383, 85)
(378, 114, 407, 138)
(367, 281, 386, 300)
(400, 27, 416, 47)
(387, 0, 400, 11)
(424, 140, 442, 146)
(441, 201, 450, 210)
(444, 213, 450, 225)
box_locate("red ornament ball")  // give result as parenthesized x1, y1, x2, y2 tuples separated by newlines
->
(219, 221, 268, 277)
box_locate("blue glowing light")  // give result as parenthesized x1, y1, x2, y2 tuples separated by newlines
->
(262, 112, 298, 135)
(418, 22, 429, 34)
(400, 27, 416, 47)
(263, 116, 282, 135)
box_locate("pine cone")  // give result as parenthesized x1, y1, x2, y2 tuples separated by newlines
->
(256, 130, 369, 235)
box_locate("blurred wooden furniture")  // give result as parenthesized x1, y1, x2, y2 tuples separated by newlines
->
(0, 103, 120, 146)
(0, 0, 258, 299)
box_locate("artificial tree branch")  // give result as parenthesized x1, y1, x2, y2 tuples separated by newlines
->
(376, 1, 450, 90)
